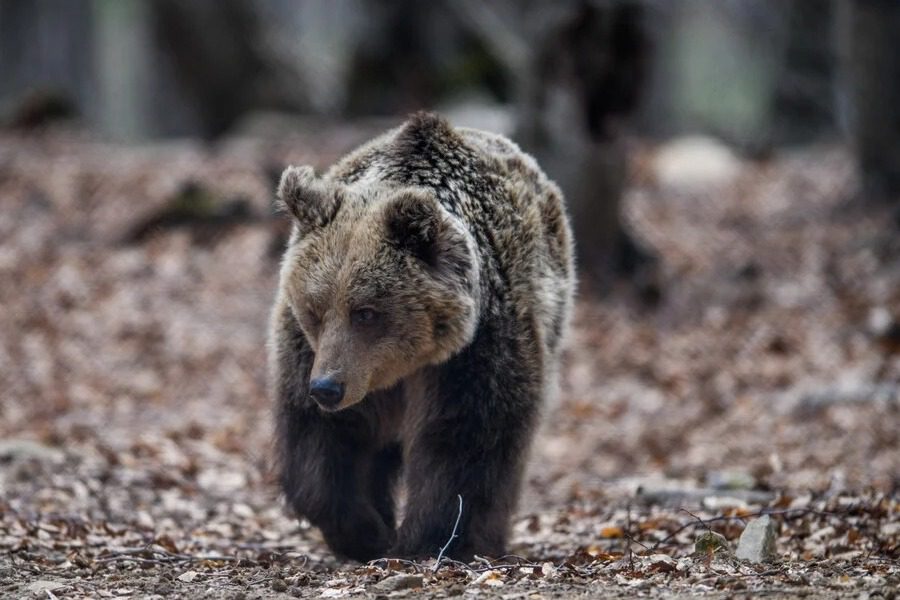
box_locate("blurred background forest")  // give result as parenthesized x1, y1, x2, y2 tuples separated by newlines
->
(1, 1, 899, 598)
(2, 0, 899, 283)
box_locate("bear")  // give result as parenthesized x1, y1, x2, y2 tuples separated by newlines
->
(269, 112, 574, 562)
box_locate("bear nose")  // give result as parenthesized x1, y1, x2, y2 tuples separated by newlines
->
(309, 377, 345, 410)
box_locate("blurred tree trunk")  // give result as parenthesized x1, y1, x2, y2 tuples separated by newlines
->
(452, 0, 654, 292)
(838, 0, 900, 203)
(516, 1, 653, 291)
(148, 0, 306, 139)
(771, 0, 836, 145)
(343, 1, 509, 116)
(0, 0, 95, 126)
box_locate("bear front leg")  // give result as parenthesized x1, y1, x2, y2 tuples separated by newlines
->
(392, 329, 541, 561)
(272, 303, 394, 561)
(279, 409, 396, 561)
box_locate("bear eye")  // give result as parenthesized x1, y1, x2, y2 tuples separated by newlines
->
(350, 307, 380, 326)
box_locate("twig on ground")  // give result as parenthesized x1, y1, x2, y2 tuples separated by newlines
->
(621, 498, 654, 559)
(368, 557, 427, 573)
(625, 499, 634, 571)
(681, 508, 713, 533)
(433, 494, 464, 573)
(447, 557, 545, 574)
(473, 555, 493, 568)
(94, 545, 244, 566)
(94, 556, 173, 566)
(650, 507, 847, 552)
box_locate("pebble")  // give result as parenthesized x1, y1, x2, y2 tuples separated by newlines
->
(25, 580, 65, 593)
(736, 515, 777, 563)
(374, 573, 424, 592)
(694, 531, 729, 555)
(644, 554, 677, 572)
(653, 136, 742, 190)
(706, 469, 756, 491)
(0, 439, 64, 463)
(177, 570, 199, 583)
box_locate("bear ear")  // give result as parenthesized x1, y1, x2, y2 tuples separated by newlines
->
(383, 189, 447, 267)
(276, 165, 341, 234)
(384, 189, 473, 279)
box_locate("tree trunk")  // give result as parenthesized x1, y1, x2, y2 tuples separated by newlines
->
(838, 0, 900, 203)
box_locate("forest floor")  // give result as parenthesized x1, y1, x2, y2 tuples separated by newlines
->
(1, 124, 898, 599)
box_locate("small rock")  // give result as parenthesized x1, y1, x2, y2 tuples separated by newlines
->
(868, 307, 894, 335)
(135, 510, 155, 529)
(177, 570, 199, 583)
(694, 531, 729, 555)
(197, 469, 246, 494)
(706, 470, 756, 491)
(0, 440, 64, 463)
(644, 554, 677, 572)
(374, 573, 423, 592)
(271, 578, 288, 592)
(702, 496, 749, 511)
(25, 580, 65, 593)
(736, 515, 777, 563)
(653, 136, 742, 190)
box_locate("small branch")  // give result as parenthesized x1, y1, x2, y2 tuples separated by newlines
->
(625, 499, 634, 571)
(94, 545, 244, 566)
(472, 555, 493, 568)
(680, 508, 714, 533)
(650, 506, 847, 552)
(433, 494, 464, 573)
(95, 555, 173, 566)
(367, 557, 428, 573)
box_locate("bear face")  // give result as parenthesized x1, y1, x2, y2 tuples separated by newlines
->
(277, 166, 481, 411)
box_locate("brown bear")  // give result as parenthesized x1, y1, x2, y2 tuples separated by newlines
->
(269, 112, 573, 562)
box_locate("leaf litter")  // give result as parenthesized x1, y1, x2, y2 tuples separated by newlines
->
(0, 128, 898, 598)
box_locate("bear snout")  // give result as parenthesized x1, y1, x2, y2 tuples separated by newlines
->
(309, 377, 345, 410)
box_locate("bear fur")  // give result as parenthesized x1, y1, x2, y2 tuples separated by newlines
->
(269, 112, 574, 561)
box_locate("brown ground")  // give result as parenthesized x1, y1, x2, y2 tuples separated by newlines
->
(1, 126, 898, 599)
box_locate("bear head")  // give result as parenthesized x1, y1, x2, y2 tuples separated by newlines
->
(277, 165, 481, 411)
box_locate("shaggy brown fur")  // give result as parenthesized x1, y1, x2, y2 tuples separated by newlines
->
(269, 112, 574, 561)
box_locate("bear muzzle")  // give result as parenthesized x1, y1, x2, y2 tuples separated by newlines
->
(309, 376, 345, 411)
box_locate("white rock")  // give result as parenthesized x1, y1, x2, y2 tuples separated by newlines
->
(196, 469, 246, 494)
(135, 511, 154, 529)
(736, 515, 777, 563)
(643, 554, 677, 572)
(0, 440, 64, 463)
(654, 136, 742, 190)
(25, 580, 65, 593)
(177, 570, 199, 582)
(231, 503, 254, 519)
(706, 469, 756, 491)
(702, 496, 749, 511)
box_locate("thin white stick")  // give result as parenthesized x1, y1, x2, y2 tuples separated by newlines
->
(433, 494, 464, 572)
